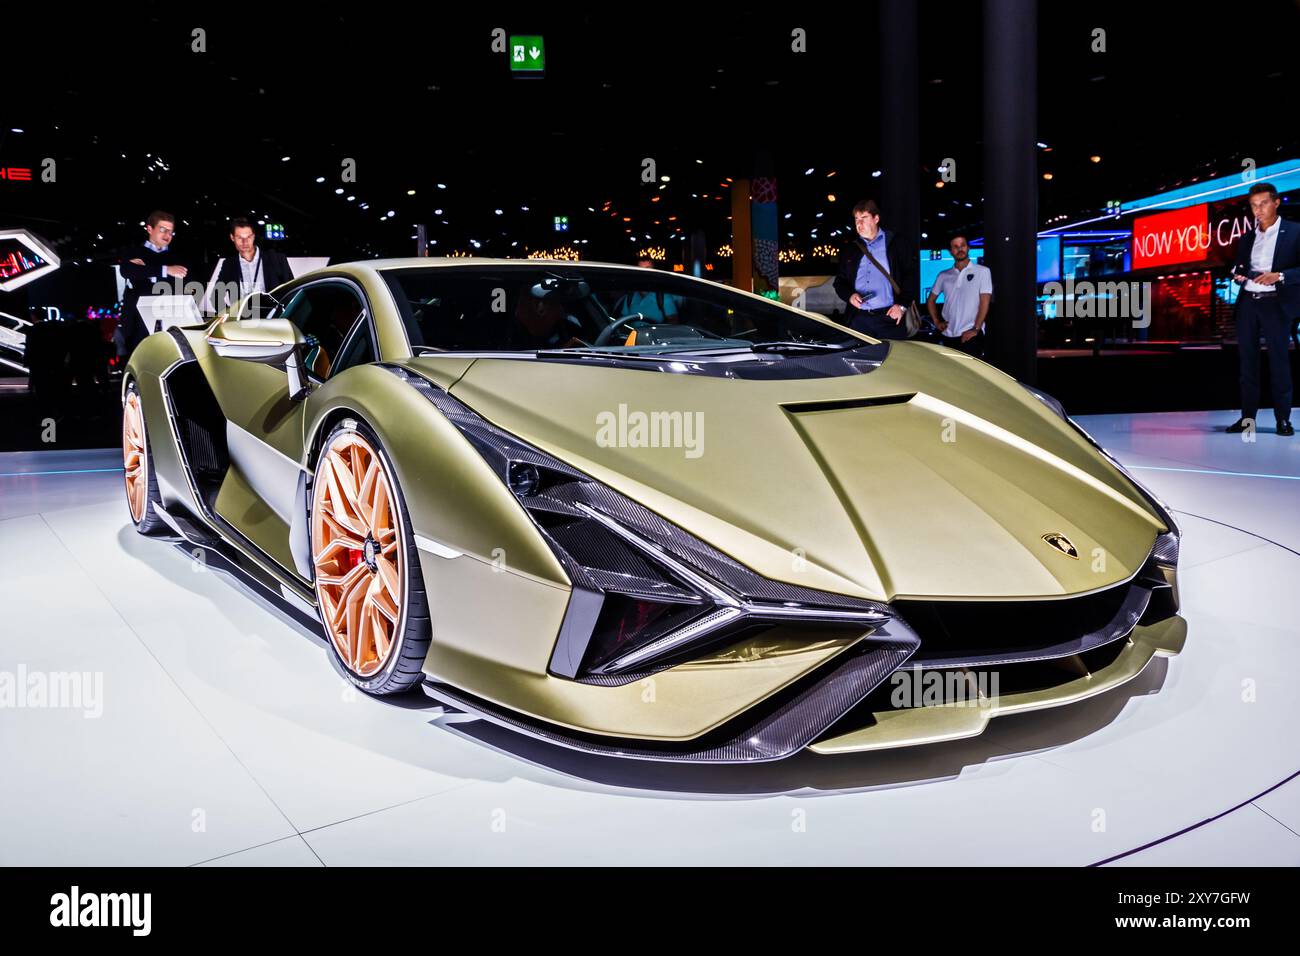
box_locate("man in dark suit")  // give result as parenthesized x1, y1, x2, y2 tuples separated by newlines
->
(1226, 182, 1298, 436)
(118, 210, 193, 355)
(214, 217, 294, 312)
(833, 199, 919, 340)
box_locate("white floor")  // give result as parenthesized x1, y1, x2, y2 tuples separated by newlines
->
(1, 410, 1298, 866)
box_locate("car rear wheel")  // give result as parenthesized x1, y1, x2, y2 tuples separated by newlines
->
(310, 419, 431, 694)
(122, 382, 167, 535)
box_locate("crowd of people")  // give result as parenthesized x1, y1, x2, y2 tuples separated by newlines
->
(117, 211, 292, 356)
(829, 187, 1294, 435)
(115, 187, 1295, 436)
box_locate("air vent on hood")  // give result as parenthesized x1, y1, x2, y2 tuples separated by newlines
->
(781, 393, 916, 415)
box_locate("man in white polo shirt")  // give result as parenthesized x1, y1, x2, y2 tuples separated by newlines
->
(926, 234, 993, 358)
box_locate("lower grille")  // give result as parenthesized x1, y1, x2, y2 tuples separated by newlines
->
(895, 579, 1153, 669)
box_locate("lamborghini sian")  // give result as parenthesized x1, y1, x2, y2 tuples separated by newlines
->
(122, 259, 1184, 762)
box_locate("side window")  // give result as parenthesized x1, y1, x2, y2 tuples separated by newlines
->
(331, 315, 377, 375)
(392, 271, 604, 351)
(280, 282, 367, 380)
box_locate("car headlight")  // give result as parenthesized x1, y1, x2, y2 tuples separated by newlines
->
(1021, 382, 1179, 565)
(390, 367, 892, 681)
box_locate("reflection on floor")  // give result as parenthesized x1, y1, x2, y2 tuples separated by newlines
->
(1, 410, 1298, 866)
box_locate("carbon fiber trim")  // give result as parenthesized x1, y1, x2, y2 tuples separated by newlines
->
(528, 344, 892, 379)
(1151, 530, 1180, 567)
(904, 583, 1153, 669)
(167, 326, 196, 362)
(422, 623, 920, 763)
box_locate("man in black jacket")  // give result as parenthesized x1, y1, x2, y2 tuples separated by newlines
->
(214, 217, 295, 312)
(1226, 182, 1298, 436)
(118, 210, 192, 355)
(833, 198, 919, 340)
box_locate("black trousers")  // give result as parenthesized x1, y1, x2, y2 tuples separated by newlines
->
(849, 306, 909, 340)
(1236, 293, 1294, 423)
(941, 332, 985, 358)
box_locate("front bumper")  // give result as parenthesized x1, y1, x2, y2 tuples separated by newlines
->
(422, 541, 1182, 763)
(809, 613, 1186, 755)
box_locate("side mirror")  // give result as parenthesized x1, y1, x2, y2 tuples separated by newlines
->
(207, 318, 312, 401)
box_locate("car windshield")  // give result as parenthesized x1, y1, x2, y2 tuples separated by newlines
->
(382, 265, 862, 356)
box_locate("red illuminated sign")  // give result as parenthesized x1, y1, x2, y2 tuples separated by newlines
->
(1131, 203, 1210, 270)
(1206, 199, 1256, 266)
(0, 167, 33, 181)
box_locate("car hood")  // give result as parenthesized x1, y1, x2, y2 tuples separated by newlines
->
(410, 344, 1165, 602)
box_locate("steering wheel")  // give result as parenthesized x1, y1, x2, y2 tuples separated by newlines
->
(593, 313, 646, 348)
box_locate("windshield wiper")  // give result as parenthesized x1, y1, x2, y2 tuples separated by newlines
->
(746, 340, 852, 352)
(536, 344, 737, 359)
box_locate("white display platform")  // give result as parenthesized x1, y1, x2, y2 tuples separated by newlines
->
(2, 410, 1298, 865)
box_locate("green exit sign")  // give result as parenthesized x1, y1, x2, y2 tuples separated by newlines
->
(509, 35, 545, 75)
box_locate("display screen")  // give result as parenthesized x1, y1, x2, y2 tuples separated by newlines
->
(0, 238, 47, 283)
(920, 248, 984, 302)
(1131, 203, 1209, 269)
(1036, 236, 1061, 283)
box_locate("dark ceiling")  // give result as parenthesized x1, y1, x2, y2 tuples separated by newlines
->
(3, 1, 1298, 301)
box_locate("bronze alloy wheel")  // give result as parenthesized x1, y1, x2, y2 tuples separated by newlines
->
(122, 383, 165, 534)
(311, 421, 430, 693)
(123, 389, 148, 523)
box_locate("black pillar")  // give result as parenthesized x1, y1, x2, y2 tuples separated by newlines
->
(879, 0, 919, 262)
(983, 0, 1038, 383)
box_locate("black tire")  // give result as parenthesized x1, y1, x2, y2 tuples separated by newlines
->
(310, 418, 431, 695)
(123, 380, 168, 536)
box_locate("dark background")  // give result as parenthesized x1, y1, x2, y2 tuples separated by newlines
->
(4, 2, 1297, 285)
(1, 2, 1298, 446)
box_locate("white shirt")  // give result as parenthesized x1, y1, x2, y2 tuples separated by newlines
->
(238, 248, 265, 297)
(1244, 219, 1280, 293)
(931, 261, 993, 337)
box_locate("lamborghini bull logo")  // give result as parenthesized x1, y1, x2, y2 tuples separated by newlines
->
(1041, 532, 1079, 559)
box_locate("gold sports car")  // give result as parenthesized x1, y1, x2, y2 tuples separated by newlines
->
(122, 259, 1183, 762)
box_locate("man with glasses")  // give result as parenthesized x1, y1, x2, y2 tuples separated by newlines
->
(118, 210, 192, 355)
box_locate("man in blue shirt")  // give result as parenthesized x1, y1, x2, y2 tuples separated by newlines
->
(833, 199, 918, 340)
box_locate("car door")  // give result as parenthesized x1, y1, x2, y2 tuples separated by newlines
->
(206, 278, 372, 574)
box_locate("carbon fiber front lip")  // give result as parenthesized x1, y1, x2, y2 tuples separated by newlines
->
(420, 622, 919, 763)
(902, 582, 1155, 669)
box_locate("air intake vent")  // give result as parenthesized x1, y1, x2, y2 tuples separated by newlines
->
(781, 393, 915, 415)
